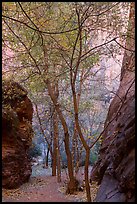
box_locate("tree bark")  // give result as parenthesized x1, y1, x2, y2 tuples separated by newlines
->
(57, 143, 61, 182)
(45, 147, 50, 168)
(85, 149, 91, 202)
(52, 110, 58, 176)
(71, 84, 91, 201)
(46, 79, 78, 194)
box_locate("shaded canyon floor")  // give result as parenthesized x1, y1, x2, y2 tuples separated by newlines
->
(2, 165, 98, 202)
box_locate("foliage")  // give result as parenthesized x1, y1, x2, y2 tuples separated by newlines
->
(2, 79, 27, 106)
(28, 143, 42, 159)
(60, 143, 99, 168)
(89, 151, 99, 165)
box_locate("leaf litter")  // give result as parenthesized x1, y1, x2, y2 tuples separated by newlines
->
(2, 165, 99, 202)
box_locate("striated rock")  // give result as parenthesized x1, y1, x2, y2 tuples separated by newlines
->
(2, 80, 33, 189)
(90, 3, 135, 202)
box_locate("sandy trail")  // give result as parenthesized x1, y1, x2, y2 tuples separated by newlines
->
(2, 165, 98, 202)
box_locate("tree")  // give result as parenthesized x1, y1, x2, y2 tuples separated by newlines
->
(2, 2, 130, 200)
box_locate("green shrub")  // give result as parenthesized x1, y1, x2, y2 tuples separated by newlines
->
(28, 143, 42, 159)
(89, 151, 98, 165)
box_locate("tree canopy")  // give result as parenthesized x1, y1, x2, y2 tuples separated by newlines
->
(2, 2, 131, 202)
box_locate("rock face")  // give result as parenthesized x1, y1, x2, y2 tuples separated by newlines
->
(90, 3, 135, 202)
(2, 80, 33, 189)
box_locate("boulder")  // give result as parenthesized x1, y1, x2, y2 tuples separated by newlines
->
(2, 80, 33, 189)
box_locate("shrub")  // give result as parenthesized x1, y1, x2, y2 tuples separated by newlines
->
(28, 143, 42, 159)
(89, 151, 98, 165)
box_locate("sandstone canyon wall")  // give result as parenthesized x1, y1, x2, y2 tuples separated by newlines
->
(2, 80, 33, 189)
(90, 2, 135, 202)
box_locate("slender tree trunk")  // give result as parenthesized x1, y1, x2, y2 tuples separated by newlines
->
(45, 147, 50, 168)
(75, 136, 79, 174)
(72, 127, 77, 169)
(85, 148, 91, 202)
(57, 143, 61, 182)
(34, 102, 53, 169)
(50, 81, 59, 176)
(71, 84, 91, 201)
(46, 79, 78, 194)
(52, 110, 58, 176)
(64, 132, 76, 191)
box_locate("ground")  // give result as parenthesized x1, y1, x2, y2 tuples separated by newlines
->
(2, 165, 99, 202)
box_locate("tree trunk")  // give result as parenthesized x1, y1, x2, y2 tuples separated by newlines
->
(85, 149, 91, 202)
(72, 84, 92, 201)
(46, 79, 78, 194)
(35, 103, 53, 158)
(72, 127, 76, 170)
(45, 147, 50, 168)
(52, 110, 58, 176)
(57, 143, 61, 182)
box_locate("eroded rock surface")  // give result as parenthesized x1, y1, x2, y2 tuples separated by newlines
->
(90, 3, 135, 202)
(2, 80, 33, 189)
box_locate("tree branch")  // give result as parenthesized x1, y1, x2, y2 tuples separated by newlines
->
(2, 14, 79, 35)
(114, 38, 135, 52)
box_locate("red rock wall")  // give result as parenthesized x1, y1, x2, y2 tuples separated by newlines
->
(90, 3, 135, 202)
(2, 81, 33, 189)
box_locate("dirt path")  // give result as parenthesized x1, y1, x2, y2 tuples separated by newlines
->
(2, 165, 98, 202)
(3, 176, 72, 202)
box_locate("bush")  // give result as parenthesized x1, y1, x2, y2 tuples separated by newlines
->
(28, 143, 42, 159)
(59, 147, 99, 169)
(76, 150, 98, 167)
(89, 151, 98, 165)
